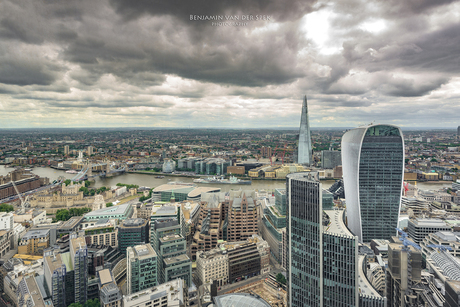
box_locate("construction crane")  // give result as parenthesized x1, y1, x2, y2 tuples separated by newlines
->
(11, 180, 29, 214)
(427, 244, 453, 252)
(396, 228, 421, 251)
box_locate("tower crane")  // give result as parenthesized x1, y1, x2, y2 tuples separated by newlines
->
(396, 228, 421, 251)
(11, 180, 29, 214)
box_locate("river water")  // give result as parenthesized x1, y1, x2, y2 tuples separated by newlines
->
(0, 166, 453, 193)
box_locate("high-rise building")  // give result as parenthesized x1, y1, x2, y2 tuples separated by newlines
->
(87, 146, 93, 156)
(458, 126, 460, 139)
(126, 244, 157, 294)
(227, 190, 258, 241)
(297, 96, 312, 165)
(286, 172, 362, 307)
(342, 124, 405, 242)
(118, 218, 149, 254)
(64, 145, 69, 155)
(70, 236, 88, 304)
(151, 218, 192, 286)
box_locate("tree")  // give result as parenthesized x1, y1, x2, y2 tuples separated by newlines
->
(64, 179, 71, 186)
(106, 202, 113, 207)
(79, 186, 89, 196)
(431, 158, 438, 162)
(68, 303, 82, 307)
(84, 180, 91, 188)
(84, 299, 100, 307)
(276, 273, 286, 285)
(0, 204, 14, 212)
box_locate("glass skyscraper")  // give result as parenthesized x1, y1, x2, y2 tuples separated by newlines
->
(287, 172, 360, 307)
(297, 96, 312, 165)
(342, 124, 404, 242)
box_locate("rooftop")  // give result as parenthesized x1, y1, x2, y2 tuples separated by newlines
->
(152, 183, 195, 193)
(411, 218, 450, 228)
(358, 255, 382, 298)
(214, 293, 271, 307)
(123, 278, 185, 305)
(98, 269, 114, 286)
(188, 187, 221, 199)
(22, 229, 50, 240)
(323, 209, 355, 238)
(121, 218, 147, 227)
(152, 205, 177, 216)
(164, 254, 190, 266)
(85, 202, 132, 218)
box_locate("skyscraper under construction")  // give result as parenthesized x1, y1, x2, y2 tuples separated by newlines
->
(297, 96, 312, 165)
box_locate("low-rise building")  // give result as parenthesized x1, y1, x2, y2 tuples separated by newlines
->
(196, 248, 228, 287)
(122, 278, 188, 307)
(407, 218, 451, 244)
(99, 269, 122, 307)
(18, 229, 49, 256)
(0, 212, 14, 230)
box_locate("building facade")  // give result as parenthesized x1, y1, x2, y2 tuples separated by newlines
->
(118, 218, 149, 254)
(342, 124, 405, 242)
(127, 244, 158, 295)
(287, 172, 365, 307)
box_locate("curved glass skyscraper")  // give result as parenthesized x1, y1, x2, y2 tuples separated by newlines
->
(342, 124, 404, 243)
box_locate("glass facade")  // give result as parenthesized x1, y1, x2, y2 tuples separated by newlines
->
(342, 124, 404, 242)
(287, 173, 322, 307)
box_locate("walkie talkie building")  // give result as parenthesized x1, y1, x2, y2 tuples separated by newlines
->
(342, 124, 404, 243)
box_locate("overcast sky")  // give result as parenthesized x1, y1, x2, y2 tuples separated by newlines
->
(0, 0, 459, 129)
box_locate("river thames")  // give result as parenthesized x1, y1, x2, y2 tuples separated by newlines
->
(0, 166, 454, 193)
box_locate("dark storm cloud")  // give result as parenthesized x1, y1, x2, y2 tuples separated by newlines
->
(109, 0, 316, 23)
(0, 58, 58, 86)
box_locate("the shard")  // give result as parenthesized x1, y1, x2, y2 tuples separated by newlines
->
(297, 95, 312, 165)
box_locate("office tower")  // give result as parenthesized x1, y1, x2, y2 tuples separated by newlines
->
(227, 190, 258, 241)
(151, 218, 192, 286)
(286, 172, 360, 307)
(118, 218, 149, 254)
(87, 146, 93, 156)
(64, 145, 69, 155)
(386, 242, 422, 307)
(342, 124, 405, 242)
(126, 244, 157, 294)
(70, 237, 88, 304)
(297, 96, 312, 165)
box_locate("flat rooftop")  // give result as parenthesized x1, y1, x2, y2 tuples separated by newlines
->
(22, 229, 50, 240)
(164, 254, 190, 266)
(85, 202, 132, 217)
(99, 269, 113, 286)
(188, 187, 221, 198)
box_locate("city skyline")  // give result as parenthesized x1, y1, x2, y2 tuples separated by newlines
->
(0, 0, 459, 128)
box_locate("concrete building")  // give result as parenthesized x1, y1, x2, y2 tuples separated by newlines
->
(297, 96, 312, 165)
(122, 278, 187, 307)
(118, 218, 149, 254)
(227, 190, 258, 241)
(190, 193, 227, 260)
(127, 244, 158, 295)
(82, 218, 118, 247)
(0, 230, 12, 258)
(420, 231, 460, 259)
(445, 280, 460, 307)
(214, 293, 271, 307)
(342, 124, 405, 242)
(18, 229, 49, 255)
(13, 208, 47, 226)
(386, 241, 422, 307)
(195, 248, 228, 287)
(0, 212, 13, 230)
(98, 269, 122, 307)
(407, 218, 451, 244)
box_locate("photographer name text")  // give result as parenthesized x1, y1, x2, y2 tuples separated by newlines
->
(190, 15, 271, 21)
